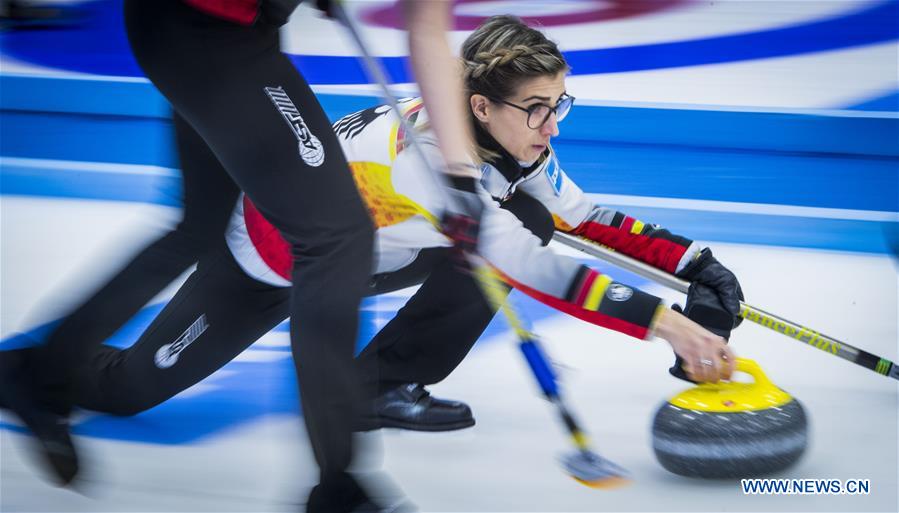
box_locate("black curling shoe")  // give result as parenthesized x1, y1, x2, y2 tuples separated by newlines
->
(358, 383, 475, 432)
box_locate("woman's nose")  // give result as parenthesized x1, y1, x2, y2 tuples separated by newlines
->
(541, 113, 560, 137)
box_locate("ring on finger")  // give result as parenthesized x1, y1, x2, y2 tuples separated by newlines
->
(700, 358, 714, 367)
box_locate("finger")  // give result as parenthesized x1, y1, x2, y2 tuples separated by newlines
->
(682, 343, 704, 382)
(695, 355, 715, 383)
(704, 353, 722, 383)
(707, 339, 732, 382)
(712, 354, 725, 383)
(682, 358, 700, 382)
(707, 345, 728, 382)
(720, 345, 737, 379)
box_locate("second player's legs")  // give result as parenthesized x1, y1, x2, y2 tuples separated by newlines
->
(38, 112, 240, 389)
(72, 245, 289, 415)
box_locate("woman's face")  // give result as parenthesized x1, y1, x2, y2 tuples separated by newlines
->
(472, 71, 568, 164)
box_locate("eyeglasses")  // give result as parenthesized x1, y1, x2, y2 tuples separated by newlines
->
(489, 93, 575, 129)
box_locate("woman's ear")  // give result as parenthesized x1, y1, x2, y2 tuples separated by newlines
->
(470, 94, 490, 123)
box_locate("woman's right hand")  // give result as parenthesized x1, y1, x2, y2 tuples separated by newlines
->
(652, 307, 736, 383)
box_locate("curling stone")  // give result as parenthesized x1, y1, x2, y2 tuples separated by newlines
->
(651, 358, 807, 478)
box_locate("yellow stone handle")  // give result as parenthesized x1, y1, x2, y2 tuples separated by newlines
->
(734, 358, 774, 389)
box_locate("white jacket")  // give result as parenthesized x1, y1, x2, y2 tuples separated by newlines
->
(226, 98, 700, 340)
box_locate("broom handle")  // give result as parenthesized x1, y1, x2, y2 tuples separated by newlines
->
(331, 2, 606, 460)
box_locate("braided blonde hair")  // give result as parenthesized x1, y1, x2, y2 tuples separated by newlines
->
(461, 16, 569, 161)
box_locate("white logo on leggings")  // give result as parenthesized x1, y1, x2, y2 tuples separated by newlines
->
(265, 86, 325, 167)
(154, 314, 209, 369)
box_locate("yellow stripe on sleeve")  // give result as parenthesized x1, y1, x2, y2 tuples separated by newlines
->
(583, 274, 613, 311)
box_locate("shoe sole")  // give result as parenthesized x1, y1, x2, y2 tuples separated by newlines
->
(358, 417, 475, 432)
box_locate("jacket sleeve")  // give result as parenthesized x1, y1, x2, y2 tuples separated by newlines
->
(477, 190, 665, 341)
(516, 150, 701, 275)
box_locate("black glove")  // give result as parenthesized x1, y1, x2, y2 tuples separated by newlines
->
(441, 175, 485, 271)
(676, 248, 744, 331)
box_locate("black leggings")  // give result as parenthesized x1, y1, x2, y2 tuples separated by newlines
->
(36, 0, 375, 480)
(71, 192, 554, 418)
(40, 112, 239, 381)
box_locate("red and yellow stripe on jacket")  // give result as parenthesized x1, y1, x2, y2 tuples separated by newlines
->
(567, 211, 694, 275)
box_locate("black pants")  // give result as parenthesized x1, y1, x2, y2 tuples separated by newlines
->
(37, 0, 376, 481)
(71, 193, 554, 418)
(39, 113, 240, 380)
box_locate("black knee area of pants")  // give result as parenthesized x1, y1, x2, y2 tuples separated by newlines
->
(83, 370, 176, 416)
(104, 398, 151, 417)
(501, 192, 555, 246)
(73, 370, 163, 417)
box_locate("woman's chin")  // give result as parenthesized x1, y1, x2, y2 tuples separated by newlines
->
(509, 148, 541, 165)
